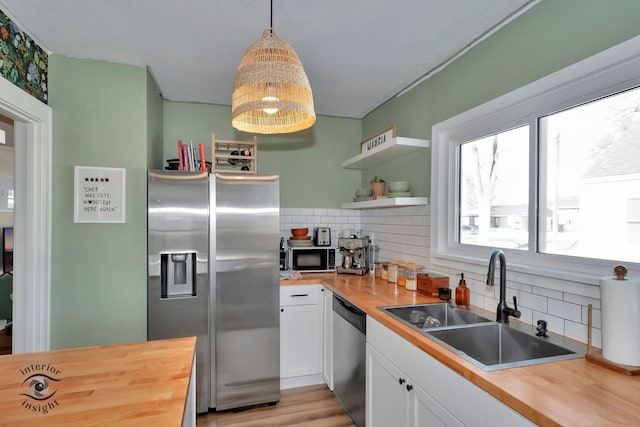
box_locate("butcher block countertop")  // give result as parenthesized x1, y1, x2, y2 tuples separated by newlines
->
(0, 337, 195, 426)
(282, 272, 640, 426)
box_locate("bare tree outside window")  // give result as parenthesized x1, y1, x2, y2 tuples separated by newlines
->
(459, 126, 529, 249)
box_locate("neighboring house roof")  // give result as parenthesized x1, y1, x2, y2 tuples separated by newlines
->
(583, 116, 640, 179)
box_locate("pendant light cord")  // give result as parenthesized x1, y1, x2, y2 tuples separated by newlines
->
(270, 0, 273, 29)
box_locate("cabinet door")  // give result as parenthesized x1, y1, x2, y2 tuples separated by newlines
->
(366, 344, 409, 427)
(322, 288, 333, 390)
(486, 394, 536, 426)
(411, 384, 464, 427)
(280, 303, 322, 378)
(368, 317, 486, 427)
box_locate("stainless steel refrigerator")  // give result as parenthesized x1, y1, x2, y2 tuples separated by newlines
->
(148, 170, 280, 413)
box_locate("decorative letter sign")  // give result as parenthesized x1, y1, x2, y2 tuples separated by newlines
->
(360, 125, 396, 154)
(74, 166, 126, 223)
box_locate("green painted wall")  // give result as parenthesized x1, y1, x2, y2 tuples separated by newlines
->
(41, 0, 640, 349)
(48, 55, 152, 349)
(362, 0, 640, 196)
(147, 70, 164, 169)
(163, 101, 362, 208)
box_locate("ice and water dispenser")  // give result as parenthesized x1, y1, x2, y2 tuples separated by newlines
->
(161, 252, 197, 297)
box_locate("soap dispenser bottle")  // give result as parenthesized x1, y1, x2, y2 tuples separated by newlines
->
(455, 273, 470, 308)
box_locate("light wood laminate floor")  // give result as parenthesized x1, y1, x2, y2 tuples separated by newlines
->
(196, 384, 355, 426)
(0, 327, 10, 355)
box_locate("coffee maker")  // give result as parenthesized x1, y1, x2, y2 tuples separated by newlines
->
(337, 237, 369, 275)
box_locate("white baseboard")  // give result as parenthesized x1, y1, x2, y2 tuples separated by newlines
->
(280, 374, 324, 390)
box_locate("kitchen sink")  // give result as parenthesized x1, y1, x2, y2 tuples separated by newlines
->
(425, 323, 584, 370)
(380, 303, 492, 329)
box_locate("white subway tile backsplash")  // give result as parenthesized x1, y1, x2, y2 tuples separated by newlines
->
(548, 299, 582, 323)
(517, 307, 533, 325)
(281, 204, 603, 345)
(564, 320, 589, 343)
(565, 293, 601, 310)
(483, 295, 499, 313)
(333, 216, 350, 224)
(519, 292, 547, 313)
(582, 306, 601, 329)
(531, 286, 563, 300)
(469, 292, 485, 310)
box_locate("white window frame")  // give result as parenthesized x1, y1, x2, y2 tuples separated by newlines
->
(432, 35, 640, 284)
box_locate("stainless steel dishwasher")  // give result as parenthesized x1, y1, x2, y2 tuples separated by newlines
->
(332, 294, 366, 427)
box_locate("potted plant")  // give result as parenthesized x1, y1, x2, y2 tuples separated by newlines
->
(370, 176, 386, 197)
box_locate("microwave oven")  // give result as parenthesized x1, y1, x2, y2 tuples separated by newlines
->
(289, 246, 336, 272)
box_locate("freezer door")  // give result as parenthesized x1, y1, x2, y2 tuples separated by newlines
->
(147, 170, 210, 413)
(212, 174, 281, 410)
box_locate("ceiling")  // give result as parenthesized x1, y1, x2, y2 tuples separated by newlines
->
(0, 0, 536, 119)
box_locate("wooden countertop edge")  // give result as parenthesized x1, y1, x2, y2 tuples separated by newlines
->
(179, 336, 197, 423)
(280, 274, 633, 427)
(0, 336, 196, 425)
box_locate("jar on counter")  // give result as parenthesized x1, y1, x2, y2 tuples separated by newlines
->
(404, 263, 423, 291)
(375, 262, 388, 279)
(397, 263, 408, 287)
(387, 260, 398, 284)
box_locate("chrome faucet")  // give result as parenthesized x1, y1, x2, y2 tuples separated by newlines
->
(486, 250, 521, 323)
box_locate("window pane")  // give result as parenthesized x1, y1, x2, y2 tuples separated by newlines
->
(459, 126, 529, 249)
(539, 86, 640, 263)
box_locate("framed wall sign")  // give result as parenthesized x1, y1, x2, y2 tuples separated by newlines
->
(74, 166, 126, 223)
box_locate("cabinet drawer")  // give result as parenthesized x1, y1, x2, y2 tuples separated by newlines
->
(280, 284, 323, 306)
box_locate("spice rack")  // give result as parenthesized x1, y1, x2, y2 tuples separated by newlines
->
(211, 133, 257, 175)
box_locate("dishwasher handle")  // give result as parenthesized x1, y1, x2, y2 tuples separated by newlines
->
(333, 294, 366, 335)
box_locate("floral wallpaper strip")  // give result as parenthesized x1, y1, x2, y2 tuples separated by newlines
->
(0, 9, 48, 104)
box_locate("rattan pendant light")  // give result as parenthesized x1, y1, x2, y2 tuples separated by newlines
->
(231, 0, 316, 134)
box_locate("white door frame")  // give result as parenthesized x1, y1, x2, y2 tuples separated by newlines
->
(0, 76, 52, 353)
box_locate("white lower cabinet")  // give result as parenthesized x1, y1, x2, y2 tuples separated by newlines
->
(322, 288, 334, 390)
(280, 284, 324, 389)
(413, 380, 465, 427)
(367, 343, 409, 426)
(485, 394, 536, 426)
(367, 317, 535, 427)
(367, 343, 463, 427)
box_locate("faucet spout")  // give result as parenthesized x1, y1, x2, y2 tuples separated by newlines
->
(486, 250, 521, 323)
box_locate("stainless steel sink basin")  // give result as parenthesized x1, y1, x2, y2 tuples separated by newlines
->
(425, 323, 585, 370)
(380, 303, 492, 329)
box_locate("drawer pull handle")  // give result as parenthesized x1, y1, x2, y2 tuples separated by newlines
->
(291, 294, 309, 297)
